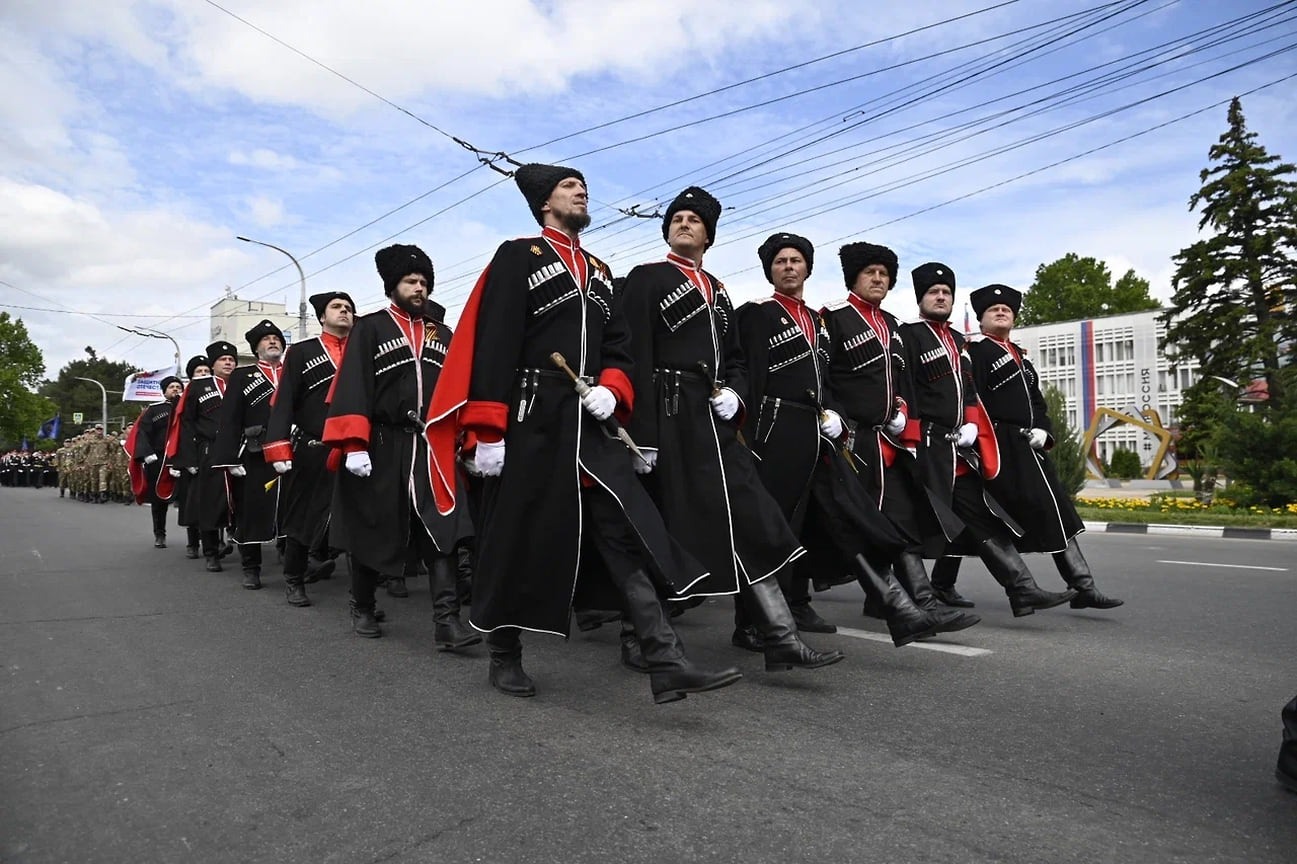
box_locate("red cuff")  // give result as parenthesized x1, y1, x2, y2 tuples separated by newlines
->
(599, 368, 634, 423)
(462, 400, 509, 439)
(323, 413, 370, 448)
(900, 417, 922, 447)
(262, 440, 292, 463)
(966, 402, 1000, 479)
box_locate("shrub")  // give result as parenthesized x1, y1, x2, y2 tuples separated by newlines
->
(1109, 448, 1143, 480)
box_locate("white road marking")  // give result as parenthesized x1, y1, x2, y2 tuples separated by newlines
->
(835, 626, 992, 656)
(1157, 559, 1287, 572)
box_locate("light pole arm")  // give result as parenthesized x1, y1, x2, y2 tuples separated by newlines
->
(237, 236, 307, 341)
(74, 377, 109, 432)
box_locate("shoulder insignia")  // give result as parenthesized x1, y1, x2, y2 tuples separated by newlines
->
(530, 245, 543, 256)
(824, 299, 851, 311)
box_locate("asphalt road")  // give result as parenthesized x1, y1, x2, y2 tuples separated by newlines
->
(1, 489, 1294, 864)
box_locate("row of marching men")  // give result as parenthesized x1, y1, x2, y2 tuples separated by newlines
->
(125, 160, 1122, 706)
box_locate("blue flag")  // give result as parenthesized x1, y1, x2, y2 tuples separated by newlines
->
(21, 436, 30, 452)
(37, 414, 61, 440)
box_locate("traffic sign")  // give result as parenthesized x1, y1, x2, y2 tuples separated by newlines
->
(72, 412, 84, 424)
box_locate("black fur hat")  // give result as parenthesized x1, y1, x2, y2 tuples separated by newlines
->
(158, 376, 182, 394)
(970, 283, 1022, 320)
(662, 186, 721, 248)
(758, 233, 815, 283)
(375, 244, 434, 296)
(185, 355, 210, 378)
(244, 319, 284, 354)
(205, 341, 239, 365)
(515, 163, 586, 225)
(309, 291, 355, 320)
(838, 242, 898, 290)
(911, 262, 956, 302)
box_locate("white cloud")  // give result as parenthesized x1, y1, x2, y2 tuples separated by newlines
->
(243, 194, 286, 228)
(228, 148, 299, 171)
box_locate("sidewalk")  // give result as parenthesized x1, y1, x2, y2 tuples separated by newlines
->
(1081, 519, 1297, 541)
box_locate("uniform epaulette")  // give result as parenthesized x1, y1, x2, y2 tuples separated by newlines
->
(824, 299, 852, 311)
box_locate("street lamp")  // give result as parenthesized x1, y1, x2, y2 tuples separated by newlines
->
(237, 236, 307, 340)
(115, 325, 181, 375)
(74, 377, 108, 433)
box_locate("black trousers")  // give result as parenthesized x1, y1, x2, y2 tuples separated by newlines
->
(351, 512, 448, 609)
(150, 501, 170, 535)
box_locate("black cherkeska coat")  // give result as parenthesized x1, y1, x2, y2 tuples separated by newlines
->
(211, 362, 283, 544)
(898, 319, 1019, 547)
(426, 229, 708, 637)
(170, 376, 230, 531)
(740, 293, 906, 580)
(623, 256, 804, 596)
(264, 336, 342, 551)
(324, 305, 469, 577)
(967, 335, 1083, 553)
(126, 399, 175, 505)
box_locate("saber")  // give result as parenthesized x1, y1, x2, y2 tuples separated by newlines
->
(549, 352, 647, 464)
(804, 388, 858, 473)
(407, 410, 430, 434)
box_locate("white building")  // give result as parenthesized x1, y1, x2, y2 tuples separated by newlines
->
(1006, 309, 1199, 470)
(209, 296, 309, 362)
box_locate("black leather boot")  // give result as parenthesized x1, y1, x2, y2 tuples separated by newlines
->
(854, 554, 980, 646)
(1053, 538, 1124, 609)
(790, 600, 837, 634)
(303, 555, 335, 583)
(979, 535, 1075, 616)
(620, 618, 650, 673)
(386, 575, 408, 598)
(154, 532, 166, 549)
(186, 526, 200, 559)
(746, 577, 844, 671)
(350, 600, 381, 638)
(430, 555, 481, 651)
(240, 545, 262, 590)
(486, 629, 535, 697)
(1278, 694, 1297, 793)
(284, 572, 310, 607)
(614, 569, 741, 704)
(892, 550, 940, 611)
(730, 625, 764, 652)
(930, 556, 975, 607)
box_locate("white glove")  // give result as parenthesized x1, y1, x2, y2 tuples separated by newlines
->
(227, 465, 247, 478)
(1027, 428, 1049, 450)
(474, 439, 505, 477)
(143, 454, 159, 466)
(710, 387, 740, 421)
(581, 385, 616, 421)
(273, 460, 293, 474)
(819, 410, 844, 439)
(187, 467, 198, 475)
(345, 451, 373, 477)
(885, 410, 906, 436)
(957, 422, 978, 448)
(168, 468, 181, 478)
(634, 448, 658, 475)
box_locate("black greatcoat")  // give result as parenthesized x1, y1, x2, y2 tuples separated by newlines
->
(211, 363, 283, 544)
(172, 376, 230, 531)
(428, 232, 708, 637)
(130, 400, 173, 504)
(623, 258, 804, 595)
(967, 336, 1083, 553)
(264, 337, 341, 551)
(899, 320, 1020, 545)
(324, 307, 468, 577)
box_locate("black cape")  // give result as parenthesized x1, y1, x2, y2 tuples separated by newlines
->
(173, 376, 230, 531)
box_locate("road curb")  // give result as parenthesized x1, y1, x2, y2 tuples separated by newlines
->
(1082, 520, 1297, 541)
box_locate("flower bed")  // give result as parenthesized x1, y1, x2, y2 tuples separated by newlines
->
(1075, 495, 1297, 528)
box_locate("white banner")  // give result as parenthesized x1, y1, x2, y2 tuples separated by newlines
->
(123, 367, 177, 402)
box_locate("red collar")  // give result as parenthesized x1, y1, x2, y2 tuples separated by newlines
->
(387, 304, 426, 353)
(983, 333, 1022, 362)
(321, 331, 346, 367)
(668, 252, 713, 303)
(666, 251, 702, 271)
(541, 225, 580, 251)
(772, 292, 814, 341)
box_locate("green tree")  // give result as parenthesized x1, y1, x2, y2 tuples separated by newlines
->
(1109, 448, 1143, 481)
(0, 312, 56, 447)
(1163, 97, 1297, 412)
(1174, 379, 1235, 502)
(1042, 383, 1086, 497)
(1017, 253, 1159, 326)
(1215, 370, 1297, 507)
(38, 346, 141, 433)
